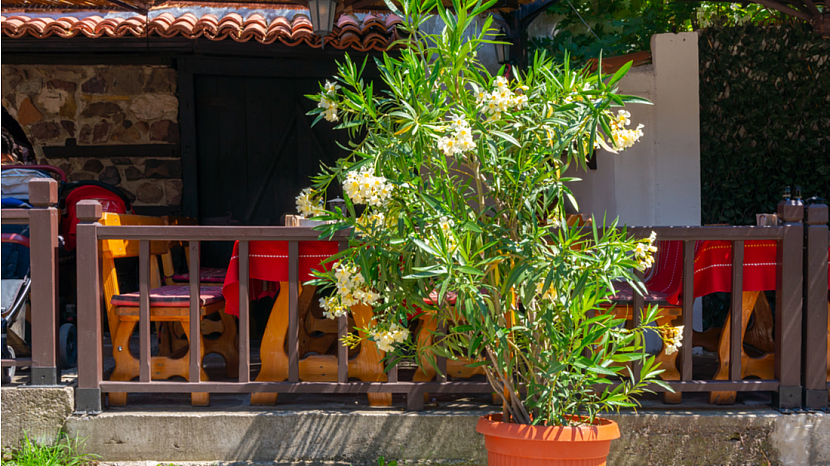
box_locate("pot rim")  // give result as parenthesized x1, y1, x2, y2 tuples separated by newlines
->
(476, 413, 620, 442)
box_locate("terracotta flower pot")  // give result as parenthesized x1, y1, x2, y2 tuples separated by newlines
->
(476, 413, 620, 466)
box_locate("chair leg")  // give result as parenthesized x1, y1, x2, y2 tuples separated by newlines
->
(109, 320, 139, 407)
(350, 303, 391, 407)
(203, 309, 239, 378)
(181, 323, 209, 406)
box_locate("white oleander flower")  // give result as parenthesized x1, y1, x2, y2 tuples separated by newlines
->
(295, 187, 324, 218)
(324, 80, 341, 95)
(343, 168, 393, 207)
(664, 325, 684, 355)
(370, 323, 410, 352)
(321, 260, 382, 319)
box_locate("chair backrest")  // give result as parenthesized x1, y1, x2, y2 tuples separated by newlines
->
(99, 213, 168, 338)
(159, 216, 198, 284)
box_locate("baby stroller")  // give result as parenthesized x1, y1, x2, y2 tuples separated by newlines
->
(60, 180, 133, 253)
(1, 165, 70, 383)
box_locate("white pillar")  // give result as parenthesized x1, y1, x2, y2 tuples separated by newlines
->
(651, 32, 701, 227)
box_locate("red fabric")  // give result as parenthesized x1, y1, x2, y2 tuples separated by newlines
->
(222, 240, 340, 316)
(61, 185, 128, 251)
(663, 240, 830, 304)
(111, 285, 224, 307)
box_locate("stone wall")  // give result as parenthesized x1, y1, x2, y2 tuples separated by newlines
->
(1, 64, 182, 209)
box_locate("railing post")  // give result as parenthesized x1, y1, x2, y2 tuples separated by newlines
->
(802, 202, 828, 409)
(75, 200, 104, 413)
(26, 178, 59, 386)
(774, 199, 804, 410)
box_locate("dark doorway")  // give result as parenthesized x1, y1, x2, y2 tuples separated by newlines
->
(193, 75, 348, 268)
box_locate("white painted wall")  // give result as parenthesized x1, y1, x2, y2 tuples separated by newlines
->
(566, 32, 702, 228)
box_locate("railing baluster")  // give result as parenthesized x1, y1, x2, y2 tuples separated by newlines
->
(802, 203, 829, 409)
(238, 241, 250, 383)
(139, 240, 151, 383)
(730, 240, 744, 381)
(189, 240, 201, 384)
(27, 178, 59, 386)
(288, 240, 299, 383)
(437, 320, 447, 383)
(775, 201, 804, 409)
(75, 201, 103, 413)
(387, 363, 398, 383)
(632, 269, 645, 382)
(337, 240, 348, 383)
(681, 240, 694, 381)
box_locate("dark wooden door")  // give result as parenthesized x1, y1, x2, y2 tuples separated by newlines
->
(194, 76, 347, 267)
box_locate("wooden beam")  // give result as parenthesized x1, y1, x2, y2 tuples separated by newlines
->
(753, 0, 813, 20)
(800, 0, 821, 16)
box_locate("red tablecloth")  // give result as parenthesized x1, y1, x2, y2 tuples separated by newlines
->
(662, 240, 830, 305)
(221, 241, 340, 316)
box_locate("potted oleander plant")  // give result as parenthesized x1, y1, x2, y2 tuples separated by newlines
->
(300, 0, 681, 463)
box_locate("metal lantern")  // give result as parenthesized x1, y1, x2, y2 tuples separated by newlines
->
(494, 29, 512, 65)
(328, 196, 347, 217)
(308, 0, 338, 37)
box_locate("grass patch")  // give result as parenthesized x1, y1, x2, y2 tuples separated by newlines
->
(1, 433, 98, 466)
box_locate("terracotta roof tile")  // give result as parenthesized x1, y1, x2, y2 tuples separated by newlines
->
(0, 10, 402, 51)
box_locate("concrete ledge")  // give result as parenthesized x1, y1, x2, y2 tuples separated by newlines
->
(64, 408, 830, 466)
(1, 386, 74, 448)
(67, 409, 488, 464)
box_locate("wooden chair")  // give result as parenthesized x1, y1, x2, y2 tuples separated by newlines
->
(100, 213, 224, 406)
(158, 215, 239, 378)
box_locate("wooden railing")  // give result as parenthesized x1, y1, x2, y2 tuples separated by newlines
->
(802, 202, 828, 410)
(0, 178, 60, 385)
(71, 198, 830, 413)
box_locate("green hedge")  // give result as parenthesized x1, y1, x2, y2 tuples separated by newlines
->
(699, 22, 830, 225)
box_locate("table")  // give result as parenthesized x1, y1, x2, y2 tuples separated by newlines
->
(665, 240, 830, 404)
(221, 240, 392, 406)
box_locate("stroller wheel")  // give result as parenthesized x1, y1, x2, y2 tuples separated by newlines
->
(59, 323, 77, 369)
(2, 345, 15, 384)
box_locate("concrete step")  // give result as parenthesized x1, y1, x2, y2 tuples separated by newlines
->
(5, 387, 830, 466)
(65, 405, 830, 466)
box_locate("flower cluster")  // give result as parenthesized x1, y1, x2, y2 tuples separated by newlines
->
(634, 231, 658, 271)
(477, 76, 528, 121)
(318, 80, 341, 122)
(356, 210, 386, 232)
(609, 110, 644, 150)
(369, 323, 410, 352)
(343, 168, 394, 207)
(437, 116, 476, 156)
(319, 261, 381, 319)
(663, 325, 684, 355)
(295, 187, 324, 218)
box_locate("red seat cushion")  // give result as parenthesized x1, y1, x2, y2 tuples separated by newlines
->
(111, 285, 225, 308)
(172, 267, 227, 284)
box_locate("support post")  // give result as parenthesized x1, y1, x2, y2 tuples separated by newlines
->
(26, 178, 59, 386)
(802, 202, 828, 409)
(774, 199, 804, 410)
(75, 201, 104, 413)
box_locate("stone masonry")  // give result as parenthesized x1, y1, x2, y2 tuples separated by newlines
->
(1, 65, 181, 208)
